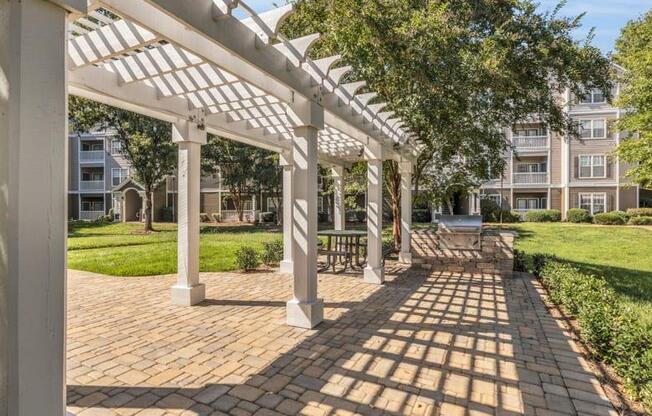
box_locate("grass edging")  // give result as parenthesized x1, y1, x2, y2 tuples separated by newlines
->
(515, 250, 652, 412)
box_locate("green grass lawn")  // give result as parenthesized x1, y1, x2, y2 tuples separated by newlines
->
(67, 222, 282, 276)
(502, 223, 652, 322)
(67, 221, 393, 277)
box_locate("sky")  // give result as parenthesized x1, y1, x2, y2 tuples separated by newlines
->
(242, 0, 651, 55)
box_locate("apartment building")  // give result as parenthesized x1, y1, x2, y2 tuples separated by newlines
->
(68, 131, 331, 222)
(479, 83, 651, 219)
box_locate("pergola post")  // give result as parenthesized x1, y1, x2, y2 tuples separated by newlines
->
(399, 162, 413, 264)
(1, 1, 85, 415)
(279, 152, 294, 274)
(286, 101, 324, 329)
(332, 165, 346, 230)
(364, 143, 385, 284)
(171, 118, 207, 306)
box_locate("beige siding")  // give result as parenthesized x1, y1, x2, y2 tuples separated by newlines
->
(550, 188, 562, 211)
(549, 135, 562, 185)
(619, 187, 638, 211)
(201, 192, 220, 214)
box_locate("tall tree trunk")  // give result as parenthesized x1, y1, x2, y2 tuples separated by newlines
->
(144, 189, 154, 232)
(446, 198, 454, 215)
(384, 161, 401, 250)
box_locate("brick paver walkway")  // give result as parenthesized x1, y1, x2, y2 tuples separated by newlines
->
(66, 264, 617, 416)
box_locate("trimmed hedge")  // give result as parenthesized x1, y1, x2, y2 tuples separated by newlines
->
(628, 208, 652, 217)
(594, 211, 628, 225)
(567, 208, 592, 223)
(524, 209, 561, 222)
(629, 216, 652, 226)
(515, 251, 652, 408)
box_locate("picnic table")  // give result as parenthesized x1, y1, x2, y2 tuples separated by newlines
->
(317, 229, 367, 272)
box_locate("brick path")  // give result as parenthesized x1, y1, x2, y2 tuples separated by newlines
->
(66, 264, 617, 415)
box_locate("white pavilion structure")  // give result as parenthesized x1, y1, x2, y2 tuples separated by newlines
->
(0, 0, 418, 414)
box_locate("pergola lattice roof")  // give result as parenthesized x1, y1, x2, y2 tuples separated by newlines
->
(68, 1, 418, 164)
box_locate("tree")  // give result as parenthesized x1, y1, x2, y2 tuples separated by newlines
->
(201, 136, 257, 222)
(68, 96, 176, 232)
(614, 10, 652, 189)
(282, 0, 612, 247)
(252, 151, 282, 223)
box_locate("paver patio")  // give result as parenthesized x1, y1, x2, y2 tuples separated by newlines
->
(66, 263, 617, 416)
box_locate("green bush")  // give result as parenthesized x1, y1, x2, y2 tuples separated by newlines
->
(629, 216, 652, 225)
(522, 253, 652, 407)
(261, 239, 283, 266)
(412, 209, 431, 223)
(480, 198, 520, 223)
(593, 211, 627, 225)
(567, 208, 592, 223)
(627, 208, 652, 217)
(235, 246, 260, 271)
(260, 211, 276, 223)
(524, 209, 561, 222)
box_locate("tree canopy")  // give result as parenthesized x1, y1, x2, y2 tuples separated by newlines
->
(614, 10, 652, 189)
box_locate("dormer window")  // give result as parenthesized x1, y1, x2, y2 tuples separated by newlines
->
(579, 88, 606, 104)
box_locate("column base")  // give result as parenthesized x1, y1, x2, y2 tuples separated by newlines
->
(171, 283, 206, 306)
(398, 252, 412, 264)
(279, 260, 294, 274)
(364, 266, 385, 284)
(286, 298, 324, 329)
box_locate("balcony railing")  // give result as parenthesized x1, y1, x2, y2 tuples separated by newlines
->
(512, 172, 548, 184)
(79, 180, 105, 191)
(513, 136, 548, 149)
(79, 150, 104, 162)
(79, 210, 105, 220)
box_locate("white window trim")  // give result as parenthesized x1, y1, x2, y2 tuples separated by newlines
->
(578, 192, 607, 215)
(110, 138, 123, 155)
(578, 154, 607, 179)
(484, 194, 502, 206)
(111, 167, 129, 186)
(579, 89, 606, 104)
(579, 119, 607, 139)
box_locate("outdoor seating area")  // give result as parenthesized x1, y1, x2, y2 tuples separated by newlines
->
(65, 264, 617, 415)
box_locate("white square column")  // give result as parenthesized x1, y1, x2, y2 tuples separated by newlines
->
(399, 162, 413, 264)
(286, 101, 324, 329)
(279, 152, 293, 274)
(171, 118, 207, 306)
(331, 166, 345, 230)
(1, 1, 85, 415)
(364, 143, 385, 284)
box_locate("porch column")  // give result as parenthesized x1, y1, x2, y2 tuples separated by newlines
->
(399, 162, 413, 264)
(364, 142, 384, 284)
(286, 101, 324, 328)
(332, 165, 345, 230)
(171, 117, 207, 306)
(1, 1, 85, 415)
(279, 152, 293, 274)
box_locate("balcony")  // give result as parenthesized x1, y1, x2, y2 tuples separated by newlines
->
(513, 135, 548, 150)
(512, 172, 548, 185)
(79, 180, 105, 191)
(79, 150, 104, 163)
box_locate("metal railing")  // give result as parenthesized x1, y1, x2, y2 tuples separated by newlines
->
(79, 150, 104, 162)
(79, 180, 105, 191)
(79, 210, 105, 220)
(512, 172, 548, 184)
(513, 135, 548, 149)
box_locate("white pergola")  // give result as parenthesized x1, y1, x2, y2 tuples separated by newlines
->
(0, 1, 417, 414)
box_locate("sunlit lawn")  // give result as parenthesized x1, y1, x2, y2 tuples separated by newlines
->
(67, 222, 281, 276)
(501, 222, 652, 322)
(67, 220, 393, 277)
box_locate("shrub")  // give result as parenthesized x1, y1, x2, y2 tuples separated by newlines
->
(318, 211, 330, 223)
(261, 239, 283, 266)
(260, 211, 276, 223)
(524, 209, 561, 222)
(629, 216, 652, 225)
(567, 208, 592, 223)
(522, 253, 652, 407)
(480, 198, 520, 222)
(594, 211, 627, 225)
(235, 246, 260, 271)
(627, 208, 652, 217)
(412, 209, 431, 223)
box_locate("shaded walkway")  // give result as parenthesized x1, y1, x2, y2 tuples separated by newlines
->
(66, 264, 617, 415)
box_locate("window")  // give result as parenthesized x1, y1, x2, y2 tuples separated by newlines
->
(579, 88, 606, 104)
(515, 198, 547, 210)
(112, 168, 129, 186)
(266, 197, 280, 211)
(579, 155, 606, 178)
(484, 194, 502, 205)
(81, 198, 104, 212)
(80, 141, 103, 151)
(579, 193, 606, 215)
(579, 119, 607, 139)
(81, 170, 103, 181)
(110, 139, 123, 155)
